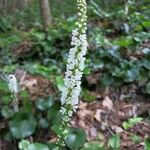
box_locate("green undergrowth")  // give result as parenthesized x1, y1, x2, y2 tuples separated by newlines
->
(0, 0, 150, 149)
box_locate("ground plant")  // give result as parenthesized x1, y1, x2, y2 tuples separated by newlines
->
(0, 0, 150, 150)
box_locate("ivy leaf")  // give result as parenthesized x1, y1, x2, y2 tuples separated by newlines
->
(124, 67, 139, 83)
(81, 141, 105, 150)
(100, 74, 114, 86)
(141, 21, 150, 29)
(1, 106, 15, 119)
(38, 118, 49, 128)
(65, 128, 86, 150)
(18, 140, 30, 150)
(114, 37, 134, 47)
(9, 113, 37, 139)
(129, 117, 143, 124)
(51, 123, 64, 137)
(123, 117, 143, 130)
(47, 103, 60, 121)
(144, 138, 150, 150)
(28, 143, 49, 150)
(81, 89, 96, 102)
(35, 98, 47, 110)
(108, 134, 120, 149)
(130, 134, 141, 144)
(141, 59, 150, 70)
(1, 95, 12, 104)
(35, 97, 54, 111)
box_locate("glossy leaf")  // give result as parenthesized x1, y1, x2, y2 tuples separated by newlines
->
(65, 128, 86, 150)
(9, 113, 37, 139)
(28, 143, 49, 150)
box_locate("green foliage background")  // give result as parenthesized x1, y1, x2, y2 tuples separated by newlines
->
(0, 0, 150, 149)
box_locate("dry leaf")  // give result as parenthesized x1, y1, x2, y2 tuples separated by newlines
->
(22, 79, 37, 90)
(94, 109, 104, 122)
(102, 96, 113, 110)
(78, 101, 88, 109)
(90, 127, 97, 137)
(112, 126, 123, 133)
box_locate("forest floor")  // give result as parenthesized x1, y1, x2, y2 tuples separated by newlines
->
(0, 69, 150, 150)
(0, 3, 150, 149)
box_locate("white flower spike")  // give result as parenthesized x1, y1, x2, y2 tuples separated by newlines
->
(61, 0, 87, 110)
(58, 0, 88, 147)
(8, 74, 18, 94)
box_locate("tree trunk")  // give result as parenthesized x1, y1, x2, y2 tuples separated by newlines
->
(40, 0, 52, 29)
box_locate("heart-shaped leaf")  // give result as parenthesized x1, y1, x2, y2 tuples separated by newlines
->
(35, 97, 54, 111)
(9, 113, 37, 139)
(28, 143, 49, 150)
(65, 128, 86, 150)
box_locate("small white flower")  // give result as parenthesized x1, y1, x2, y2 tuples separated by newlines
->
(61, 0, 87, 110)
(8, 74, 18, 94)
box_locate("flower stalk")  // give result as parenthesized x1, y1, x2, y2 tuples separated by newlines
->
(58, 0, 87, 147)
(0, 70, 19, 112)
(8, 74, 19, 112)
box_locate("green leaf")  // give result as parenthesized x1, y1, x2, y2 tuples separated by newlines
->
(130, 134, 141, 144)
(65, 133, 76, 148)
(124, 67, 139, 82)
(83, 67, 92, 75)
(35, 98, 47, 110)
(141, 59, 150, 70)
(2, 95, 12, 104)
(20, 90, 29, 99)
(56, 76, 64, 91)
(81, 141, 105, 150)
(141, 21, 150, 29)
(9, 113, 37, 139)
(0, 80, 9, 92)
(3, 65, 17, 73)
(108, 134, 120, 149)
(100, 74, 114, 86)
(47, 97, 54, 108)
(112, 67, 125, 78)
(128, 117, 143, 124)
(35, 97, 54, 111)
(39, 118, 49, 128)
(146, 82, 150, 94)
(65, 128, 86, 150)
(1, 106, 15, 119)
(144, 138, 150, 150)
(47, 103, 60, 121)
(28, 143, 49, 150)
(134, 25, 143, 32)
(81, 89, 96, 102)
(114, 37, 134, 47)
(123, 117, 143, 130)
(18, 140, 30, 150)
(51, 123, 64, 137)
(28, 29, 45, 41)
(122, 121, 131, 130)
(23, 99, 32, 113)
(48, 143, 59, 150)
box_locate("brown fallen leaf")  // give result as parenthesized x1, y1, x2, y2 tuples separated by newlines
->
(111, 125, 124, 134)
(15, 69, 55, 100)
(102, 96, 113, 110)
(78, 101, 88, 110)
(90, 127, 97, 138)
(94, 109, 104, 122)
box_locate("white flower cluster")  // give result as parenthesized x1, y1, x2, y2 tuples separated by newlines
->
(8, 74, 18, 94)
(61, 0, 87, 110)
(7, 74, 19, 112)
